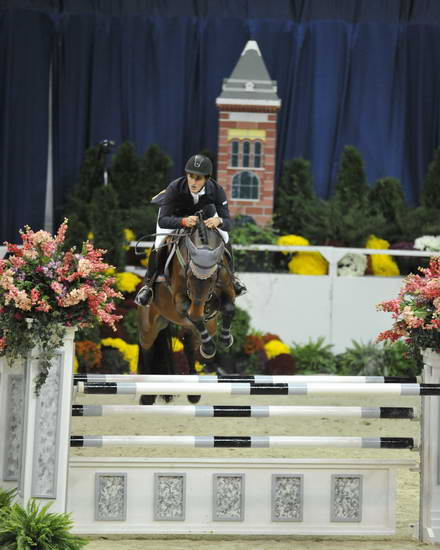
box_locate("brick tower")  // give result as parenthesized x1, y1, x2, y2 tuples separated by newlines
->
(216, 41, 281, 226)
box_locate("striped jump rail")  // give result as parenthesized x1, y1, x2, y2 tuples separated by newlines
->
(73, 374, 419, 385)
(72, 404, 417, 419)
(70, 435, 418, 449)
(75, 381, 440, 396)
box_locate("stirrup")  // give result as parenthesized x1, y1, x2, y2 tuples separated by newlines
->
(233, 277, 247, 297)
(134, 285, 153, 307)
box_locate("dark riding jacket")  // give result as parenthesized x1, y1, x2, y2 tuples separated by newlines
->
(153, 176, 232, 232)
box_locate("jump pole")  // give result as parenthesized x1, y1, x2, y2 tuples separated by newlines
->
(75, 381, 440, 396)
(72, 404, 417, 419)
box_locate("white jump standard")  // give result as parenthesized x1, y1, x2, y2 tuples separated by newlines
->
(72, 404, 417, 419)
(75, 381, 440, 396)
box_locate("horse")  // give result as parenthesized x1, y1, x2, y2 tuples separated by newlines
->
(137, 213, 236, 405)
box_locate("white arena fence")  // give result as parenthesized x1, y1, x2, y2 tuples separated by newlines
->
(1, 336, 440, 541)
(128, 243, 438, 352)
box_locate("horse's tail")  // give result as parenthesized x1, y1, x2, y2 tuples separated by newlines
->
(137, 325, 174, 404)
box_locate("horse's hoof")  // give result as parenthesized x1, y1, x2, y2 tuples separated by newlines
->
(140, 395, 156, 405)
(161, 394, 174, 403)
(187, 395, 201, 404)
(219, 333, 234, 348)
(200, 343, 216, 359)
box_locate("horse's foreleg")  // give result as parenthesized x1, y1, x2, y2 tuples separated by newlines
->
(192, 319, 217, 359)
(218, 296, 235, 348)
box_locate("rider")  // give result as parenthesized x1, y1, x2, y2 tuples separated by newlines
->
(135, 153, 247, 306)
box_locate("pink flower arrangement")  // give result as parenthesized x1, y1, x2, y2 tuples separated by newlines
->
(377, 256, 440, 348)
(0, 220, 123, 389)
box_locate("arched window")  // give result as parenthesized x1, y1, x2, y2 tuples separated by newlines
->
(230, 140, 239, 167)
(232, 171, 259, 200)
(242, 140, 250, 168)
(254, 141, 263, 168)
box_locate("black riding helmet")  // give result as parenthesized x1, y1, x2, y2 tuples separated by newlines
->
(185, 154, 213, 177)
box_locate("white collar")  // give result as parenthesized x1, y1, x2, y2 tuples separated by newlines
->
(190, 186, 206, 204)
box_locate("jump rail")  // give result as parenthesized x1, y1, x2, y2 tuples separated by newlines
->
(73, 374, 419, 385)
(70, 435, 418, 449)
(75, 381, 440, 396)
(72, 404, 417, 419)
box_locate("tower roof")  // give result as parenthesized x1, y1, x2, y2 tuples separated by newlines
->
(216, 40, 281, 108)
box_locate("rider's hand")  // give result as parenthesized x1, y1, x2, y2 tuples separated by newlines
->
(182, 216, 198, 227)
(204, 217, 221, 229)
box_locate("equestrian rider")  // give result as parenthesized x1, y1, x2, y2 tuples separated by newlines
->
(135, 153, 247, 306)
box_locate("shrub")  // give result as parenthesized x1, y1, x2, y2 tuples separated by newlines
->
(0, 500, 88, 550)
(291, 337, 336, 374)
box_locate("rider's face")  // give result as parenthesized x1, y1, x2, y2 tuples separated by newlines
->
(186, 173, 207, 193)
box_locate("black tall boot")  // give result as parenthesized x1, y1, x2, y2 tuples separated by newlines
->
(225, 241, 247, 297)
(134, 248, 158, 307)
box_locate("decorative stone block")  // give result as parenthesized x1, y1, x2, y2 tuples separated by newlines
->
(331, 474, 362, 522)
(95, 473, 127, 521)
(154, 474, 185, 521)
(272, 474, 303, 521)
(3, 374, 25, 481)
(213, 474, 244, 521)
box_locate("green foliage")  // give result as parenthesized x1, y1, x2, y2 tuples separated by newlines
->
(368, 177, 407, 242)
(110, 141, 143, 209)
(0, 500, 88, 549)
(141, 144, 173, 201)
(291, 337, 337, 374)
(421, 147, 440, 209)
(334, 145, 369, 204)
(0, 488, 16, 513)
(99, 347, 130, 374)
(274, 158, 320, 237)
(337, 339, 418, 377)
(89, 184, 125, 270)
(122, 308, 139, 345)
(399, 206, 440, 242)
(337, 340, 387, 375)
(230, 217, 278, 271)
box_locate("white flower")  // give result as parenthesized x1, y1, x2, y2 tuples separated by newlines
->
(337, 253, 367, 277)
(414, 235, 440, 252)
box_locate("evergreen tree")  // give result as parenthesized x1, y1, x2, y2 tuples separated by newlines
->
(110, 141, 142, 209)
(89, 184, 125, 270)
(64, 145, 104, 249)
(421, 147, 440, 209)
(141, 144, 173, 202)
(274, 157, 323, 237)
(368, 177, 407, 242)
(334, 145, 369, 205)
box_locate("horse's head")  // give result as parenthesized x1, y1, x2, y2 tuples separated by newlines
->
(184, 220, 224, 321)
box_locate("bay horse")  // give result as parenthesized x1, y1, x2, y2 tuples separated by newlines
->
(137, 213, 236, 404)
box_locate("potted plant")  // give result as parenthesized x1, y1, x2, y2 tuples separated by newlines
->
(0, 219, 122, 392)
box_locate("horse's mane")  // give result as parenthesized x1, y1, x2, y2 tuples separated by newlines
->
(189, 218, 220, 249)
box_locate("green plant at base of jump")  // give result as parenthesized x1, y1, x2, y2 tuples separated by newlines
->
(0, 488, 16, 514)
(291, 337, 337, 374)
(0, 499, 88, 549)
(337, 340, 386, 376)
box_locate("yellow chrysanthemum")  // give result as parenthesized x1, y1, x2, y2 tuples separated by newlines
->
(73, 355, 79, 373)
(365, 234, 390, 250)
(105, 267, 116, 275)
(264, 339, 291, 359)
(277, 235, 310, 255)
(123, 228, 136, 250)
(101, 337, 139, 373)
(140, 248, 152, 267)
(87, 231, 94, 241)
(365, 235, 399, 276)
(115, 272, 142, 293)
(195, 361, 204, 373)
(172, 337, 184, 352)
(370, 255, 400, 277)
(288, 252, 328, 275)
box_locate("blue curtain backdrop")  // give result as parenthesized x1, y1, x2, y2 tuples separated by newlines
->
(2, 0, 440, 240)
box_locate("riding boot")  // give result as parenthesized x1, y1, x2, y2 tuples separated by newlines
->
(225, 241, 247, 297)
(135, 248, 158, 307)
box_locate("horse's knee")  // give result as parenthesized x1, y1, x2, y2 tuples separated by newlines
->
(221, 301, 235, 315)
